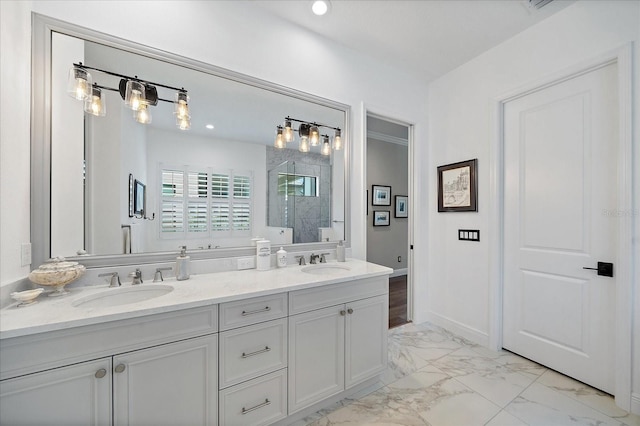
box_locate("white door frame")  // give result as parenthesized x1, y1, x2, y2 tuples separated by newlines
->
(488, 44, 633, 410)
(363, 105, 416, 322)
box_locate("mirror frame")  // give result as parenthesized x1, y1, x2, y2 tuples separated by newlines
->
(31, 13, 351, 268)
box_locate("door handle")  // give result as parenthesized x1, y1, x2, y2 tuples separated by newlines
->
(583, 261, 614, 277)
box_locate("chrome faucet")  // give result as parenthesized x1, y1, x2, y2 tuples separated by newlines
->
(129, 268, 143, 285)
(320, 253, 330, 263)
(98, 272, 121, 288)
(309, 253, 320, 264)
(295, 255, 306, 266)
(153, 267, 172, 282)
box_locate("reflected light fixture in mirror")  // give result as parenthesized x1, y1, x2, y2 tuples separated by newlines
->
(67, 62, 190, 130)
(84, 84, 106, 116)
(275, 116, 342, 156)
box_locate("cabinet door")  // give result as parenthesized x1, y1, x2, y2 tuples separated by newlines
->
(113, 334, 218, 426)
(345, 295, 388, 388)
(0, 358, 111, 426)
(288, 305, 345, 414)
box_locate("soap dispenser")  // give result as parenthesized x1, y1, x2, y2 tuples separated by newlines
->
(176, 246, 191, 281)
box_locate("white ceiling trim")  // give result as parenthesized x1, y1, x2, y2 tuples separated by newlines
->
(367, 130, 408, 146)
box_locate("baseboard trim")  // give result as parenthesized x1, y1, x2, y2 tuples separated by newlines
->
(390, 268, 407, 278)
(424, 311, 489, 347)
(631, 392, 640, 415)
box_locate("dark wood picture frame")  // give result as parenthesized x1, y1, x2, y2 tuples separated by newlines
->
(372, 185, 391, 206)
(394, 195, 408, 218)
(134, 179, 146, 216)
(437, 159, 477, 212)
(373, 210, 390, 226)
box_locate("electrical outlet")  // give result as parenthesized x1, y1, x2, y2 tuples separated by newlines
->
(237, 257, 255, 270)
(21, 243, 32, 266)
(397, 256, 402, 263)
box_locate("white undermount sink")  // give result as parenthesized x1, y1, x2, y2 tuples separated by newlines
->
(301, 264, 351, 275)
(72, 285, 174, 308)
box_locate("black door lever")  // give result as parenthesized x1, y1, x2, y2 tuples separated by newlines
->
(583, 261, 614, 277)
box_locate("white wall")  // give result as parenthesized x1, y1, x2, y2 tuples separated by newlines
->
(0, 0, 428, 287)
(426, 0, 639, 410)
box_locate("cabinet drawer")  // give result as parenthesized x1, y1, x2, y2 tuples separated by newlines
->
(219, 369, 287, 426)
(219, 318, 287, 389)
(289, 277, 388, 315)
(219, 293, 287, 331)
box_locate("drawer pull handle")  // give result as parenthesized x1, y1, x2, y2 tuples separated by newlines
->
(114, 364, 126, 373)
(242, 398, 271, 415)
(95, 368, 107, 379)
(347, 308, 354, 314)
(242, 346, 271, 358)
(340, 310, 346, 316)
(241, 306, 271, 316)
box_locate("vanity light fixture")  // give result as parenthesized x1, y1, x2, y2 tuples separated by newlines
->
(84, 84, 106, 117)
(275, 115, 342, 154)
(67, 62, 190, 129)
(274, 125, 286, 149)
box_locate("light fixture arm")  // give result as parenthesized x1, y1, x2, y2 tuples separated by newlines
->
(284, 116, 341, 132)
(74, 63, 187, 93)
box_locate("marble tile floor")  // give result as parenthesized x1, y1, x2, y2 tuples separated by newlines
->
(295, 322, 640, 426)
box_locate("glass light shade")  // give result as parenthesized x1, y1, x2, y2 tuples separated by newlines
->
(309, 125, 320, 146)
(83, 85, 106, 117)
(134, 104, 152, 124)
(274, 126, 285, 149)
(175, 91, 189, 119)
(125, 80, 146, 111)
(177, 115, 190, 130)
(333, 128, 342, 150)
(312, 0, 329, 15)
(299, 137, 310, 153)
(321, 136, 331, 155)
(284, 119, 294, 142)
(67, 67, 92, 100)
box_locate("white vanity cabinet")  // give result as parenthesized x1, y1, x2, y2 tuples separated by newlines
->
(113, 335, 218, 425)
(218, 293, 289, 426)
(0, 305, 219, 426)
(288, 277, 388, 414)
(0, 357, 112, 425)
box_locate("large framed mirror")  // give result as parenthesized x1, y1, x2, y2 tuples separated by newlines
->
(31, 14, 350, 268)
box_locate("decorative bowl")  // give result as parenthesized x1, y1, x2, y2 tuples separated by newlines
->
(28, 257, 86, 296)
(10, 288, 44, 307)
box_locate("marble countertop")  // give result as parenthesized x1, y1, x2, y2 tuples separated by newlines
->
(0, 259, 392, 340)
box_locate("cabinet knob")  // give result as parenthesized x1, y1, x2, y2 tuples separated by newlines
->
(347, 308, 354, 315)
(95, 368, 107, 379)
(114, 363, 126, 373)
(340, 310, 346, 316)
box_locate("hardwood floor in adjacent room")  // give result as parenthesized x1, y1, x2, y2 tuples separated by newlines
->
(389, 275, 409, 329)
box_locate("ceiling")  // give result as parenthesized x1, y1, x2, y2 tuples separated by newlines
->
(252, 0, 575, 82)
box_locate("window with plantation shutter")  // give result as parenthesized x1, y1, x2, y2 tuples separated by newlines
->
(160, 166, 252, 239)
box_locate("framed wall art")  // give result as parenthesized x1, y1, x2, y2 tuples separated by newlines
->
(372, 185, 391, 206)
(373, 210, 390, 226)
(437, 159, 477, 212)
(395, 195, 408, 218)
(133, 179, 146, 216)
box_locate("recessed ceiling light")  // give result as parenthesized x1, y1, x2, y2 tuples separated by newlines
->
(205, 124, 214, 130)
(311, 0, 330, 16)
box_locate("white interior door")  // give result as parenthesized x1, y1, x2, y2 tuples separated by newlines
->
(503, 62, 618, 393)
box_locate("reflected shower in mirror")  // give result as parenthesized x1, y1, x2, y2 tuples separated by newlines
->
(43, 26, 347, 262)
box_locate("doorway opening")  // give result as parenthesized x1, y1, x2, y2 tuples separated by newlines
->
(365, 113, 413, 329)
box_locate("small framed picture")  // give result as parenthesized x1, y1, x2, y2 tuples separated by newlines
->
(395, 195, 408, 218)
(372, 185, 391, 206)
(128, 174, 135, 218)
(134, 179, 146, 216)
(437, 159, 478, 212)
(373, 210, 390, 226)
